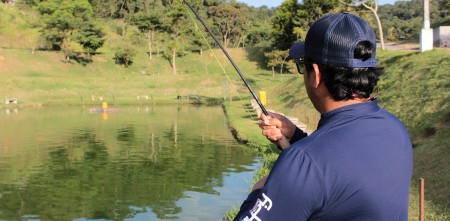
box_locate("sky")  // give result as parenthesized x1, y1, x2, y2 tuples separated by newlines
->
(237, 0, 399, 8)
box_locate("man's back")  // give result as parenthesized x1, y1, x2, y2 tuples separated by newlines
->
(299, 101, 413, 220)
(234, 101, 413, 221)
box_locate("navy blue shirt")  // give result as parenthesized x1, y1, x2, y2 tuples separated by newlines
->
(234, 100, 413, 221)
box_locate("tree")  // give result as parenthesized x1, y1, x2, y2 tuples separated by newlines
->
(340, 0, 385, 50)
(37, 0, 104, 61)
(113, 45, 137, 67)
(377, 0, 450, 41)
(271, 0, 301, 50)
(131, 11, 165, 59)
(300, 0, 340, 26)
(208, 3, 246, 48)
(241, 6, 273, 47)
(264, 49, 288, 76)
(72, 22, 105, 57)
(162, 0, 190, 75)
(271, 0, 340, 49)
(189, 23, 208, 55)
(245, 24, 272, 47)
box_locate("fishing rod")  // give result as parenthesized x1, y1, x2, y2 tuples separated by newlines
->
(183, 1, 291, 149)
(182, 0, 268, 116)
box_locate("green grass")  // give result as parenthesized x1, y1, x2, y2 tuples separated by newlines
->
(0, 4, 40, 49)
(0, 46, 258, 107)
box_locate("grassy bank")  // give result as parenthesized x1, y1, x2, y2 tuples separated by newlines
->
(221, 101, 279, 220)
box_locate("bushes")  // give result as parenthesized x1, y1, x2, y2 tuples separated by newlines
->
(113, 45, 137, 67)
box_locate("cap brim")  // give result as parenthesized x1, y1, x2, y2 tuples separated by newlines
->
(289, 41, 305, 60)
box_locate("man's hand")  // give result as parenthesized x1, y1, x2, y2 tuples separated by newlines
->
(259, 112, 296, 149)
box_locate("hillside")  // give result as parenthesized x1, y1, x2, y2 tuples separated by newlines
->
(0, 4, 275, 107)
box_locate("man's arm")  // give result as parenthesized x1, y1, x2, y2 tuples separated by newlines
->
(233, 148, 325, 221)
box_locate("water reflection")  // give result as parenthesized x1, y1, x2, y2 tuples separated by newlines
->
(0, 106, 260, 220)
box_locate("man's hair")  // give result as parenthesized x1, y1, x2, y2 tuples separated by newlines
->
(307, 41, 384, 101)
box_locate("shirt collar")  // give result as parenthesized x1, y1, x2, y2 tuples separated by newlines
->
(318, 99, 381, 128)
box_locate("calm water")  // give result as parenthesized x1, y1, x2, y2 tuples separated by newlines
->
(0, 105, 260, 221)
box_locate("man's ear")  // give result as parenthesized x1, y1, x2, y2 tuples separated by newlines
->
(312, 63, 321, 88)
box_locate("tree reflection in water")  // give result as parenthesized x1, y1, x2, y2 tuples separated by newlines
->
(0, 106, 260, 220)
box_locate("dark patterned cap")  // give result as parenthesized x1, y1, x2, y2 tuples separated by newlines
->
(289, 13, 378, 68)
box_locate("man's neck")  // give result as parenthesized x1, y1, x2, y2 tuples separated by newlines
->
(319, 97, 372, 114)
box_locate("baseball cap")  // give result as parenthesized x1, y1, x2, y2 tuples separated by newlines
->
(289, 13, 378, 68)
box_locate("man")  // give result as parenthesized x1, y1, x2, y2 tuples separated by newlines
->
(233, 13, 413, 221)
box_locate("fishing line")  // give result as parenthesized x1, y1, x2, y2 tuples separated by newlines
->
(181, 0, 291, 148)
(180, 0, 268, 120)
(184, 8, 248, 115)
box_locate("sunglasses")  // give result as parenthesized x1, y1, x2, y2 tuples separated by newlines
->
(294, 58, 315, 75)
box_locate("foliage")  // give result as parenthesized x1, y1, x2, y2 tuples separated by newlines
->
(264, 49, 289, 76)
(36, 0, 104, 62)
(8, 0, 448, 67)
(113, 45, 137, 67)
(300, 0, 339, 27)
(37, 0, 92, 48)
(72, 22, 105, 56)
(240, 5, 273, 47)
(271, 0, 339, 50)
(162, 1, 191, 74)
(208, 3, 247, 48)
(130, 11, 165, 58)
(245, 24, 272, 47)
(433, 16, 450, 28)
(339, 0, 385, 49)
(378, 0, 450, 41)
(271, 0, 301, 50)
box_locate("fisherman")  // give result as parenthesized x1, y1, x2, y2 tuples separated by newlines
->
(233, 13, 413, 221)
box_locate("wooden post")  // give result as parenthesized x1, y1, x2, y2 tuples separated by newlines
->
(420, 177, 425, 221)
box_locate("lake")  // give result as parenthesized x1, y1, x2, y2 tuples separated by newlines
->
(0, 105, 260, 221)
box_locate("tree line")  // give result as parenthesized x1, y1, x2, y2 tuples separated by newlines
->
(5, 0, 449, 73)
(379, 0, 449, 41)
